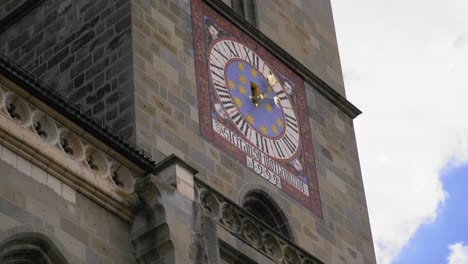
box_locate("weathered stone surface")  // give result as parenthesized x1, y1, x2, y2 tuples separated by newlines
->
(256, 0, 346, 96)
(0, 0, 136, 139)
(0, 158, 134, 263)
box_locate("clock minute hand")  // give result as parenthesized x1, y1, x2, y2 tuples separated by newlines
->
(249, 81, 262, 107)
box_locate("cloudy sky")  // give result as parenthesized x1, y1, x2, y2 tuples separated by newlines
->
(331, 0, 468, 263)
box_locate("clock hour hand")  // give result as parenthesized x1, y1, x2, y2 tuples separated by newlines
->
(249, 80, 281, 107)
(249, 81, 262, 107)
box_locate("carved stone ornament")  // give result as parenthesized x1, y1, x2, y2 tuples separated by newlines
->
(241, 220, 262, 248)
(194, 180, 324, 264)
(282, 247, 300, 264)
(220, 204, 240, 232)
(263, 233, 281, 259)
(200, 190, 220, 217)
(0, 84, 136, 195)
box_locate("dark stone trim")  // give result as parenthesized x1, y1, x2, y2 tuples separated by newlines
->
(0, 0, 45, 34)
(204, 0, 362, 119)
(0, 54, 155, 171)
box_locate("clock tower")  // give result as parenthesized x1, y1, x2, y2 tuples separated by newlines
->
(0, 0, 376, 263)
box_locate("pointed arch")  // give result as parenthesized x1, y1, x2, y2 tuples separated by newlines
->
(0, 232, 69, 264)
(242, 189, 295, 241)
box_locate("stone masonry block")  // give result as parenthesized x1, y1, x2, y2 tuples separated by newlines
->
(175, 163, 194, 187)
(46, 174, 62, 195)
(62, 183, 77, 203)
(16, 155, 32, 177)
(55, 229, 87, 261)
(26, 197, 61, 227)
(0, 0, 136, 140)
(0, 212, 21, 231)
(2, 183, 26, 209)
(2, 146, 17, 168)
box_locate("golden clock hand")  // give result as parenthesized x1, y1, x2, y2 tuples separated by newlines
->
(249, 81, 261, 107)
(254, 96, 280, 107)
(267, 71, 277, 86)
(274, 95, 280, 107)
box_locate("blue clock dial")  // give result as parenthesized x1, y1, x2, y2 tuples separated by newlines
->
(209, 38, 300, 160)
(225, 60, 285, 138)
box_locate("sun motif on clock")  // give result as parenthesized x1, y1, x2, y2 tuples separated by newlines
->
(192, 0, 322, 217)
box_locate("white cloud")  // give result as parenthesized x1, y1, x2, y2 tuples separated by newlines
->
(331, 0, 468, 263)
(447, 243, 468, 264)
(453, 35, 468, 50)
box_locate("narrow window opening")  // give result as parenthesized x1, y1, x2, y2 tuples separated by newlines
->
(231, 0, 244, 17)
(230, 0, 257, 26)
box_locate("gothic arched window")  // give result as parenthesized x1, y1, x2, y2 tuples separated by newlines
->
(242, 190, 294, 240)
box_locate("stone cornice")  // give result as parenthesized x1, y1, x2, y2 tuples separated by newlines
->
(195, 178, 324, 264)
(0, 77, 142, 223)
(203, 0, 362, 119)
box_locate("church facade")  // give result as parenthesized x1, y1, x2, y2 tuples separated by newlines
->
(0, 0, 376, 263)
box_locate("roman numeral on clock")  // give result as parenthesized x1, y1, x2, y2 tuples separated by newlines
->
(273, 140, 285, 159)
(231, 112, 251, 137)
(210, 63, 225, 81)
(214, 82, 228, 93)
(213, 46, 229, 62)
(282, 133, 296, 154)
(213, 81, 235, 110)
(221, 101, 235, 110)
(263, 137, 270, 155)
(223, 41, 240, 58)
(242, 47, 259, 68)
(285, 113, 299, 134)
(239, 118, 250, 136)
(275, 90, 288, 101)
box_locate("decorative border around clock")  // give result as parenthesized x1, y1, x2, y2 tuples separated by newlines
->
(191, 0, 322, 217)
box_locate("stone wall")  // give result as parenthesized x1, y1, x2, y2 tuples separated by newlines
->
(0, 0, 28, 21)
(0, 0, 136, 139)
(131, 0, 375, 263)
(256, 0, 346, 97)
(130, 0, 194, 160)
(0, 148, 135, 264)
(305, 83, 375, 263)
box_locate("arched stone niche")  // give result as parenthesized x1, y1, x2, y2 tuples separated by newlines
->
(0, 232, 69, 264)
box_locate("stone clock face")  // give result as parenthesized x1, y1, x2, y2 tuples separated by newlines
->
(191, 0, 323, 217)
(208, 38, 300, 161)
